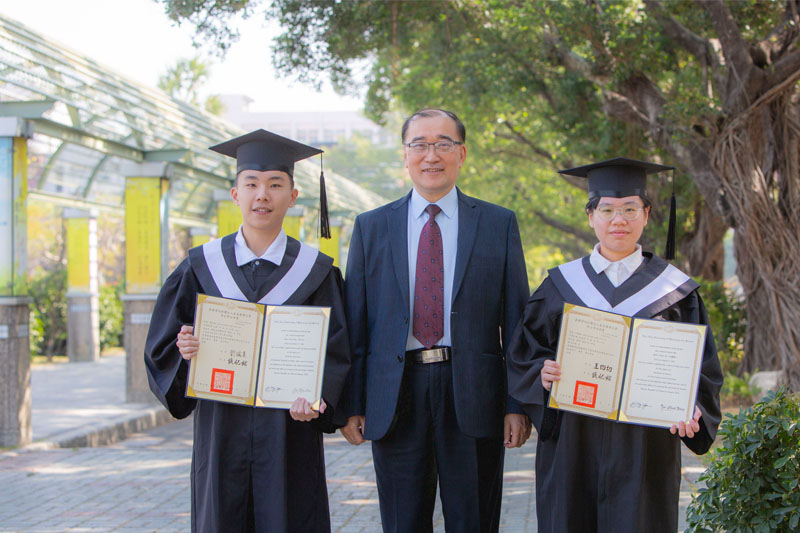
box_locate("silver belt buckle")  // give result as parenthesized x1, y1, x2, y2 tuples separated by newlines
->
(415, 347, 451, 364)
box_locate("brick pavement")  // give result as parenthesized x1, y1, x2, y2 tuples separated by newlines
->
(0, 416, 704, 532)
(0, 354, 705, 531)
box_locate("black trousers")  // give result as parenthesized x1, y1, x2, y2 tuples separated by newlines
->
(371, 360, 504, 533)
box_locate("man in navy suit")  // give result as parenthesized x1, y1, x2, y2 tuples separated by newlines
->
(340, 108, 531, 532)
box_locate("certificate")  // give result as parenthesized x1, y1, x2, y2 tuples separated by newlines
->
(549, 303, 706, 428)
(186, 294, 330, 409)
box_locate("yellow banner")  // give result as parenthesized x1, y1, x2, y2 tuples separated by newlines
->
(283, 214, 303, 240)
(192, 233, 211, 248)
(217, 201, 241, 238)
(66, 217, 90, 291)
(125, 177, 162, 293)
(319, 224, 341, 267)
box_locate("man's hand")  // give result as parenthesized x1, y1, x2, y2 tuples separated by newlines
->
(504, 413, 532, 448)
(670, 406, 702, 438)
(289, 398, 326, 422)
(541, 359, 561, 391)
(177, 325, 199, 360)
(341, 415, 366, 445)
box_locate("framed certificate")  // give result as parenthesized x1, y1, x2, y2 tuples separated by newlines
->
(186, 294, 330, 409)
(548, 303, 707, 428)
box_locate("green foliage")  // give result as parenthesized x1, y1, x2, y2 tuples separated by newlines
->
(698, 280, 746, 374)
(28, 269, 67, 358)
(160, 0, 793, 274)
(323, 130, 408, 201)
(686, 388, 800, 532)
(99, 283, 123, 351)
(157, 56, 223, 114)
(697, 279, 753, 404)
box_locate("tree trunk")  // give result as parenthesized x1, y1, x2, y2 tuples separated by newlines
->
(712, 98, 800, 390)
(678, 201, 727, 280)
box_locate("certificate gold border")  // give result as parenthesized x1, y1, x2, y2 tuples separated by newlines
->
(186, 294, 263, 406)
(549, 303, 630, 419)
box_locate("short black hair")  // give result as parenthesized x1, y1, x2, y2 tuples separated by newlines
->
(401, 108, 466, 143)
(585, 194, 652, 213)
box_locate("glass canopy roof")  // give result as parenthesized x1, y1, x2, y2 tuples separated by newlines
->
(0, 14, 386, 227)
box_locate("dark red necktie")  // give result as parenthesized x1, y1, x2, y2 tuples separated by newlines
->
(413, 204, 444, 349)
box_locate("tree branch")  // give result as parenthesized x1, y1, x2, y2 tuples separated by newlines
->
(644, 0, 720, 69)
(699, 0, 752, 75)
(602, 90, 651, 128)
(532, 210, 596, 246)
(499, 121, 555, 161)
(767, 48, 800, 89)
(754, 0, 800, 64)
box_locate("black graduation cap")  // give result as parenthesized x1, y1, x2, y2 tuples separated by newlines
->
(559, 157, 678, 260)
(209, 129, 331, 238)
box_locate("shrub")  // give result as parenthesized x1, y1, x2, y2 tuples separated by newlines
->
(98, 282, 124, 351)
(698, 279, 758, 404)
(686, 388, 800, 532)
(28, 269, 68, 357)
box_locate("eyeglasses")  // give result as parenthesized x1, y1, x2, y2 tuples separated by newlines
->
(404, 140, 464, 153)
(594, 206, 645, 221)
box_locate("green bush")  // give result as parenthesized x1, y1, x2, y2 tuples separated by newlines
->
(698, 279, 746, 374)
(28, 269, 68, 357)
(698, 279, 759, 404)
(98, 282, 124, 351)
(686, 388, 800, 532)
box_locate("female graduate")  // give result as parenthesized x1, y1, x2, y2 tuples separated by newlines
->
(144, 130, 350, 533)
(506, 157, 723, 533)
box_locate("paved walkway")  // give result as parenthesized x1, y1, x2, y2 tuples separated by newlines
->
(0, 353, 705, 531)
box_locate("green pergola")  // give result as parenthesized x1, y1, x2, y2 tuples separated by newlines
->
(0, 13, 385, 226)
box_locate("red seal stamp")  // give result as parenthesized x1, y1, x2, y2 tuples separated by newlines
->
(573, 381, 598, 408)
(210, 368, 234, 394)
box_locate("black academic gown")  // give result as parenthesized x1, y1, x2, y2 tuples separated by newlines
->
(507, 253, 723, 533)
(144, 234, 351, 533)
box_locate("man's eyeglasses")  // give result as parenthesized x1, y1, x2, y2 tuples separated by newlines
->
(594, 206, 645, 221)
(404, 140, 464, 154)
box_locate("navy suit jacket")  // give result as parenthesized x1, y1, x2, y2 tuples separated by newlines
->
(343, 188, 529, 440)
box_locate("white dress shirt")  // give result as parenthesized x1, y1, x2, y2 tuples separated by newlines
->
(406, 187, 459, 350)
(589, 243, 644, 287)
(233, 226, 287, 267)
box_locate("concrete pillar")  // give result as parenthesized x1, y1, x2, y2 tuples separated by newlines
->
(284, 206, 305, 241)
(215, 188, 240, 237)
(124, 173, 168, 403)
(0, 118, 33, 446)
(0, 296, 32, 446)
(319, 217, 343, 267)
(65, 209, 100, 362)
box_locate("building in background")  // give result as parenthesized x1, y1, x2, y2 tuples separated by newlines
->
(218, 94, 393, 147)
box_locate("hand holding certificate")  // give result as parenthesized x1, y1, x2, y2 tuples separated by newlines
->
(186, 294, 330, 409)
(548, 303, 707, 428)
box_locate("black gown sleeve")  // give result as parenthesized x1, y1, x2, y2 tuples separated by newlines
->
(143, 258, 199, 419)
(305, 266, 351, 433)
(678, 292, 723, 454)
(506, 277, 563, 439)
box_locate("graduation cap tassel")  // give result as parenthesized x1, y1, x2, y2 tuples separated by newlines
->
(664, 170, 677, 261)
(319, 155, 331, 239)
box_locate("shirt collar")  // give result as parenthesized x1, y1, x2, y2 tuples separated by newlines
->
(589, 243, 643, 275)
(234, 226, 287, 266)
(410, 186, 458, 220)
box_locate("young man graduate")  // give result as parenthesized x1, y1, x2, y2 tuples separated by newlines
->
(144, 129, 350, 533)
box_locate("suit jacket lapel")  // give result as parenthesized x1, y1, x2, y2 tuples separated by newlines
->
(452, 189, 479, 303)
(388, 192, 410, 308)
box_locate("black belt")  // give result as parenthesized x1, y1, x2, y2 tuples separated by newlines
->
(407, 346, 451, 364)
